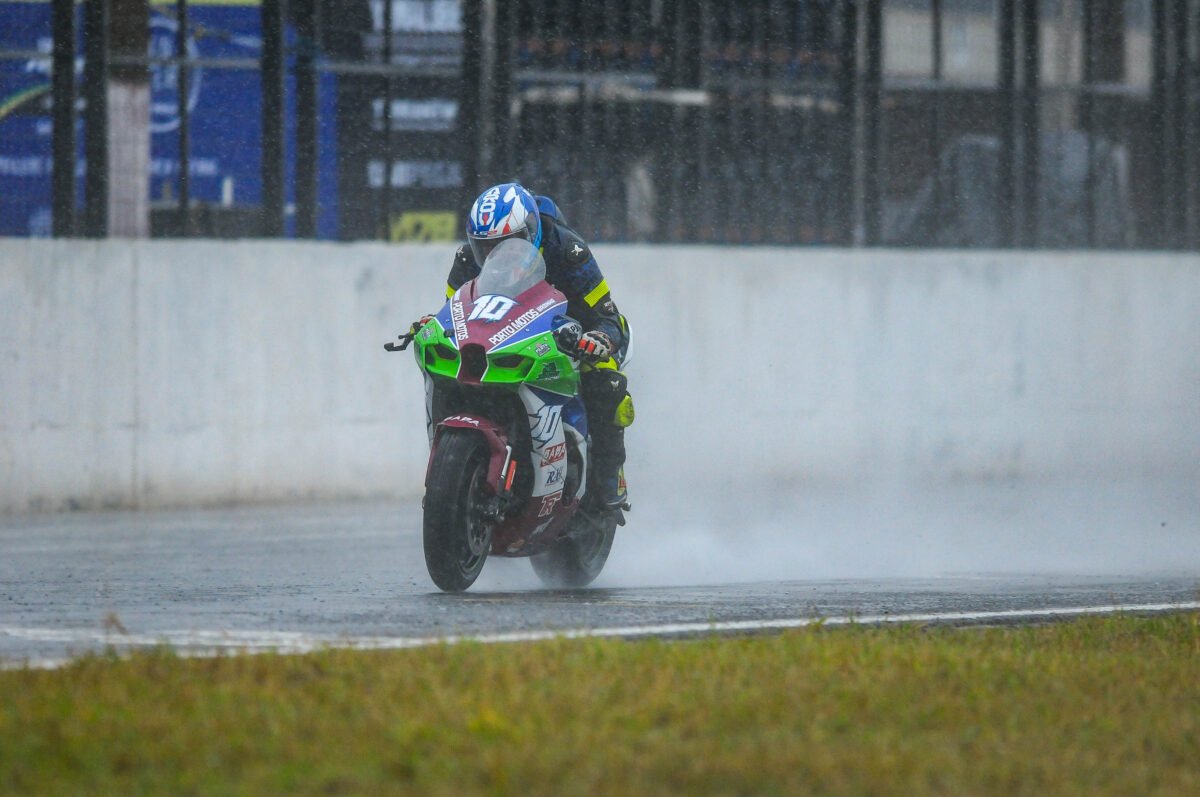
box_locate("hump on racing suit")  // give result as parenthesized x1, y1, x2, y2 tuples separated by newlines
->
(534, 195, 566, 226)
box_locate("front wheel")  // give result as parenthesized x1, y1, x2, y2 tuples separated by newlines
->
(530, 508, 617, 589)
(423, 428, 493, 592)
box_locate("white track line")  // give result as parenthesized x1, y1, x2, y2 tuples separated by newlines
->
(4, 601, 1199, 670)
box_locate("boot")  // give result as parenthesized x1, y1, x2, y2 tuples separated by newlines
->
(596, 463, 629, 510)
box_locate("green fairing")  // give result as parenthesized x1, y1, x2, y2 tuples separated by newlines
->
(413, 320, 579, 396)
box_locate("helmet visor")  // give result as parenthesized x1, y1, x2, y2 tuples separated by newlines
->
(468, 227, 533, 265)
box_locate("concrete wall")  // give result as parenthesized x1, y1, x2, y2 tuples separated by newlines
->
(2, 239, 1197, 514)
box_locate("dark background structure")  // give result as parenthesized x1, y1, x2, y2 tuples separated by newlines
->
(1, 0, 1197, 249)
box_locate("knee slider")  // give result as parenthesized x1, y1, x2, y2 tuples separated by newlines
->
(613, 393, 635, 428)
(600, 370, 634, 428)
(582, 369, 634, 428)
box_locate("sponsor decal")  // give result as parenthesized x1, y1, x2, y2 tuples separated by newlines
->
(545, 468, 562, 486)
(420, 327, 434, 341)
(473, 185, 502, 225)
(450, 295, 468, 340)
(444, 415, 479, 426)
(486, 298, 558, 347)
(539, 442, 566, 466)
(570, 243, 583, 257)
(469, 294, 517, 322)
(535, 342, 551, 356)
(538, 492, 561, 517)
(538, 363, 560, 381)
(530, 405, 562, 445)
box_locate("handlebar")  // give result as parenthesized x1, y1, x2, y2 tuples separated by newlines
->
(384, 334, 413, 352)
(384, 322, 419, 352)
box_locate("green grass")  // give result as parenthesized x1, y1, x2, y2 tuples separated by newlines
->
(2, 614, 1199, 796)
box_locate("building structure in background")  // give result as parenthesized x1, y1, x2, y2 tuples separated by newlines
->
(0, 0, 1196, 249)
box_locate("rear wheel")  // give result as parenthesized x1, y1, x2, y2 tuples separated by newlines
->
(530, 508, 617, 589)
(423, 428, 493, 592)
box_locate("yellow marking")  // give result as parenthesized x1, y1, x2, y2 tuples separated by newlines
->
(445, 283, 455, 299)
(583, 279, 609, 307)
(389, 211, 457, 243)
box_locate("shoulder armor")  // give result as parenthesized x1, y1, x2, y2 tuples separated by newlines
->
(562, 234, 592, 267)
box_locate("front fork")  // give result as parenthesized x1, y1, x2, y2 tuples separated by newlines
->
(423, 374, 437, 447)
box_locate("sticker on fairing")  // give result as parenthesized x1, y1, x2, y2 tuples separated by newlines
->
(538, 492, 561, 517)
(530, 404, 562, 445)
(450, 296, 468, 340)
(486, 298, 558, 347)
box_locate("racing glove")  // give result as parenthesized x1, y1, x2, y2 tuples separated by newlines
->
(576, 330, 614, 364)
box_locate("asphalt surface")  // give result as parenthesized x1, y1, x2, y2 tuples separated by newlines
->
(2, 485, 1199, 666)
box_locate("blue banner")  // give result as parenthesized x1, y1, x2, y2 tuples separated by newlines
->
(0, 0, 340, 237)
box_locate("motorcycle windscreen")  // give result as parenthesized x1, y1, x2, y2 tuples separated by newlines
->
(476, 238, 547, 298)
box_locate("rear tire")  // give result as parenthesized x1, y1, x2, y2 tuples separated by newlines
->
(423, 428, 493, 592)
(530, 508, 617, 589)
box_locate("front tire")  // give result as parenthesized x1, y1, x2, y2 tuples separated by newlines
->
(530, 508, 617, 588)
(423, 428, 493, 592)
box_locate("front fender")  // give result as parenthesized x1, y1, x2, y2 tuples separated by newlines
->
(428, 415, 511, 492)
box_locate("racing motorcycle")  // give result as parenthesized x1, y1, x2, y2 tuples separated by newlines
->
(386, 238, 621, 592)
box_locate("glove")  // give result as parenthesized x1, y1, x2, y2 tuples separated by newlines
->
(576, 330, 613, 364)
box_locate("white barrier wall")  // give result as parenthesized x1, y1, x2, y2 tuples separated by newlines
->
(2, 239, 1198, 514)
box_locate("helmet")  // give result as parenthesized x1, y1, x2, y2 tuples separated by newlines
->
(466, 183, 543, 264)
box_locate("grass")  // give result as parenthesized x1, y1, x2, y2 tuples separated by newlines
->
(2, 613, 1199, 796)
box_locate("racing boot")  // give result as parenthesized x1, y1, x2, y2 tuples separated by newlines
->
(596, 461, 629, 511)
(590, 426, 630, 512)
(581, 367, 634, 512)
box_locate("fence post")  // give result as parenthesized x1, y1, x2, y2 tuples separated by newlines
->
(862, 0, 882, 246)
(1020, 0, 1039, 247)
(1149, 0, 1168, 248)
(837, 0, 859, 246)
(294, 0, 319, 238)
(82, 0, 109, 237)
(1169, 0, 1189, 249)
(1081, 0, 1095, 247)
(998, 0, 1016, 248)
(176, 0, 191, 235)
(52, 0, 77, 237)
(458, 0, 483, 224)
(260, 0, 286, 237)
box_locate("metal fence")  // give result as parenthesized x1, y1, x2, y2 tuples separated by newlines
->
(483, 2, 856, 245)
(0, 0, 1196, 248)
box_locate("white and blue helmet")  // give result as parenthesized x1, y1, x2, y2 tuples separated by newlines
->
(466, 183, 543, 264)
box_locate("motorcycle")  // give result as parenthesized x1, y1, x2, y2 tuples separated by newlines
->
(387, 238, 622, 592)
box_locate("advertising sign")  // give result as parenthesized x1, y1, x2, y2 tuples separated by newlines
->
(0, 0, 341, 238)
(330, 0, 463, 241)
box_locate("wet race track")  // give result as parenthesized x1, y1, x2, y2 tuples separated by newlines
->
(3, 482, 1199, 667)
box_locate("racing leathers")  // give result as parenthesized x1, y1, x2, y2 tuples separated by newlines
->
(444, 197, 633, 510)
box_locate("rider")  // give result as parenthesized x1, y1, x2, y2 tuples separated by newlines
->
(438, 182, 633, 511)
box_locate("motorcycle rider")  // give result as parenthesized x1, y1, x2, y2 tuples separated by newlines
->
(426, 182, 633, 511)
